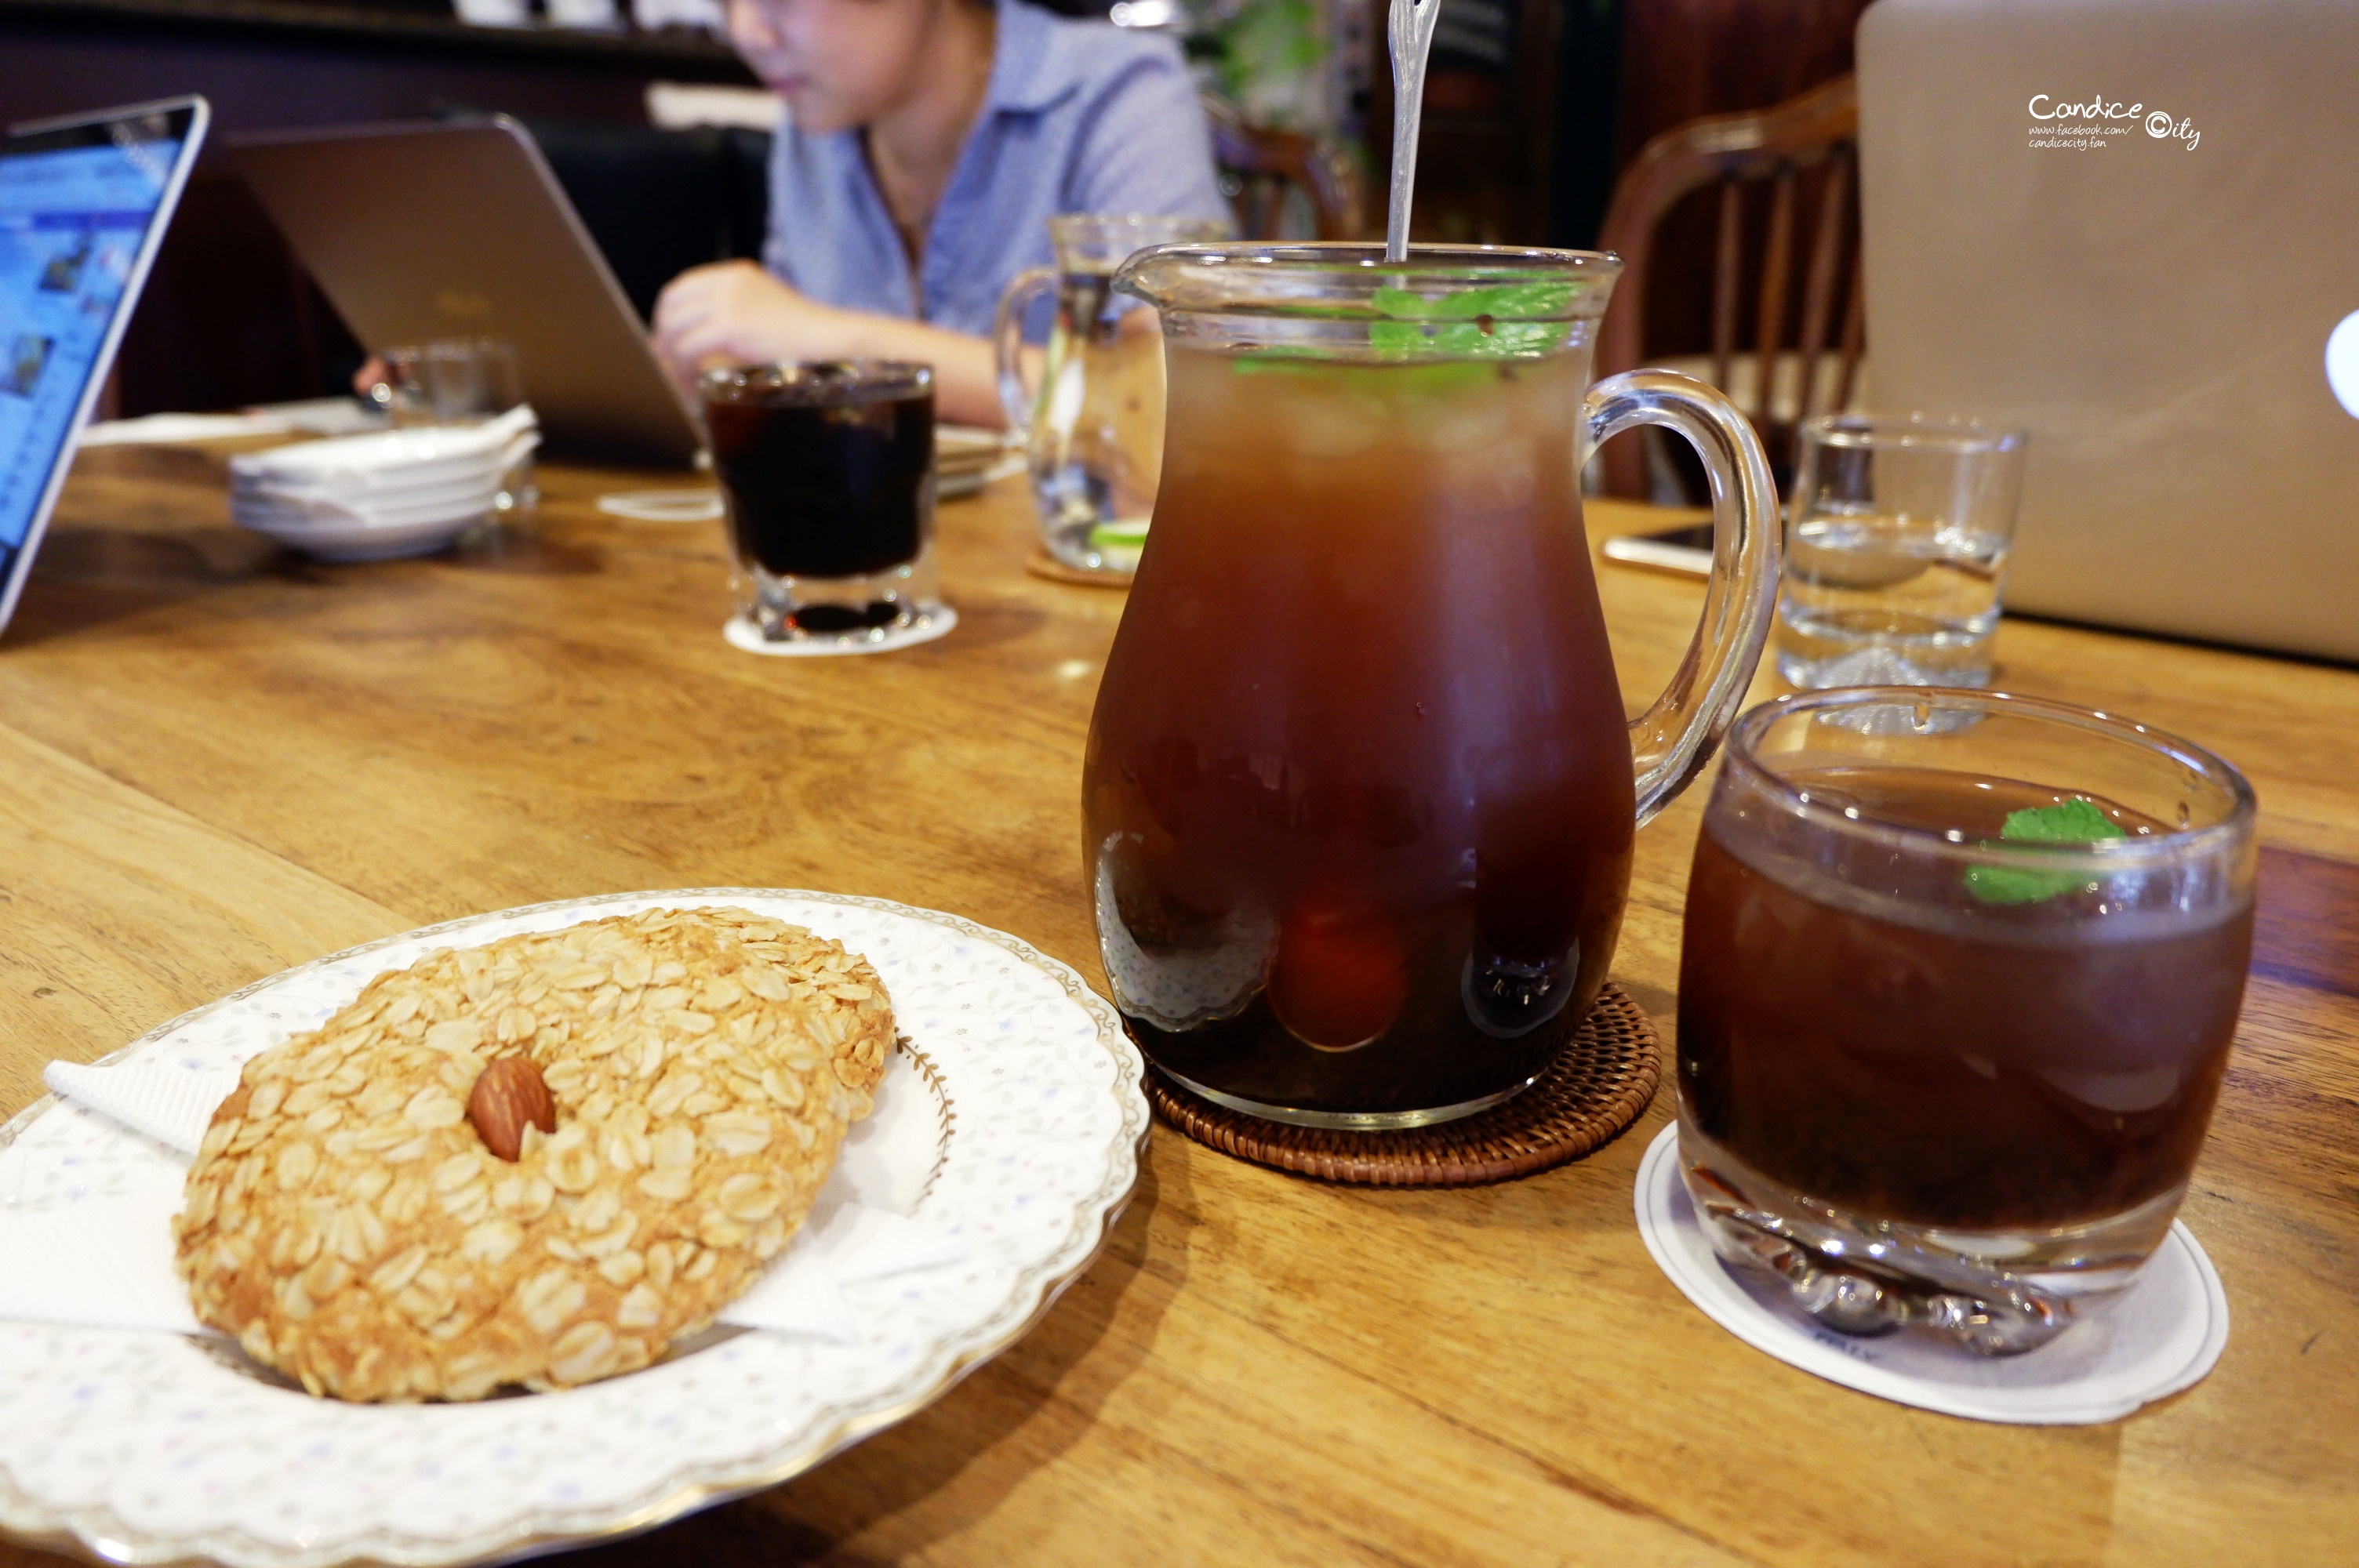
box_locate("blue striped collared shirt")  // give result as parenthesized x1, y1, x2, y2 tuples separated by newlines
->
(761, 0, 1230, 336)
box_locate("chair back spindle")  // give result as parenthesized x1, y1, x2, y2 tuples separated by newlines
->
(1203, 96, 1369, 242)
(1595, 75, 1861, 499)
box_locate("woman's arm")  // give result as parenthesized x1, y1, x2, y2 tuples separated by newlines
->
(652, 260, 1005, 427)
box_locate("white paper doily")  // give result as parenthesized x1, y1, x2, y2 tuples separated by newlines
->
(0, 890, 1144, 1567)
(1634, 1123, 2228, 1425)
(722, 607, 958, 658)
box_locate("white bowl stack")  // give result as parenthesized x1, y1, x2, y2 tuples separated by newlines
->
(228, 405, 540, 562)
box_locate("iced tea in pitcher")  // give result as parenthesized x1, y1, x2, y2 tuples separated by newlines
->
(1085, 245, 1781, 1127)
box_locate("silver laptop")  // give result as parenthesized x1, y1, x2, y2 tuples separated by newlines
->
(1857, 0, 2359, 661)
(0, 96, 209, 635)
(234, 118, 704, 470)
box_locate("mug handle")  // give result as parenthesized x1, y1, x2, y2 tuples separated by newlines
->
(1586, 369, 1783, 826)
(991, 266, 1056, 442)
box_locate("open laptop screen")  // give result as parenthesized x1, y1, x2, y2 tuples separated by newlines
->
(0, 102, 203, 589)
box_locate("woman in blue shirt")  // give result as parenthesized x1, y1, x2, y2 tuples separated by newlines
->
(652, 0, 1230, 426)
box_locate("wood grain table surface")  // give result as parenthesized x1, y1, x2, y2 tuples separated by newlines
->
(1, 443, 2354, 1567)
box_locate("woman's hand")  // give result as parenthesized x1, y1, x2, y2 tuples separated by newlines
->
(651, 261, 856, 393)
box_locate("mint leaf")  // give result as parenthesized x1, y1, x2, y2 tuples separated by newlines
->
(1997, 797, 2128, 845)
(1963, 797, 2129, 905)
(1370, 280, 1577, 321)
(1368, 318, 1564, 359)
(1230, 344, 1334, 376)
(1369, 318, 1443, 354)
(1368, 285, 1433, 319)
(1961, 864, 2081, 905)
(1362, 280, 1579, 359)
(1229, 354, 1498, 394)
(1230, 281, 1581, 371)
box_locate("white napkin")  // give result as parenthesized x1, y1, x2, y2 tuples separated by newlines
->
(2, 1050, 965, 1350)
(79, 412, 294, 446)
(0, 1188, 205, 1334)
(42, 1059, 241, 1155)
(79, 399, 386, 448)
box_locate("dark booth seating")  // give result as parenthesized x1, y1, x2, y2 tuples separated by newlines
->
(515, 118, 774, 325)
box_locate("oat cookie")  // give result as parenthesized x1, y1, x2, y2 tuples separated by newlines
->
(173, 907, 892, 1402)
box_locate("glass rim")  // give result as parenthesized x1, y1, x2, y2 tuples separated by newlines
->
(1721, 687, 2257, 868)
(697, 359, 933, 401)
(1115, 241, 1623, 321)
(1800, 412, 2026, 455)
(1128, 239, 1618, 267)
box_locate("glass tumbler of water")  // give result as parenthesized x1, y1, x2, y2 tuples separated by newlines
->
(1772, 414, 2026, 689)
(368, 337, 534, 517)
(370, 338, 524, 427)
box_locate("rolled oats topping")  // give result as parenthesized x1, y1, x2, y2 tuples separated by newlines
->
(173, 908, 892, 1402)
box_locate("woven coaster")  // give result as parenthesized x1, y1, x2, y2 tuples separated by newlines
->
(1148, 981, 1661, 1186)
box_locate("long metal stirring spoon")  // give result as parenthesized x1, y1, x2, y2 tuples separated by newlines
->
(1385, 0, 1442, 263)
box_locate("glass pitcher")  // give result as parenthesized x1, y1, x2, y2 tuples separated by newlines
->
(1084, 243, 1781, 1128)
(992, 214, 1230, 579)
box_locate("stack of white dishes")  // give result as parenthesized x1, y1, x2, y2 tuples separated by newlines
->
(936, 424, 1017, 499)
(228, 405, 539, 561)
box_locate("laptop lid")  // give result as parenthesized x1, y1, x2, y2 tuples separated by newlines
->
(0, 96, 208, 636)
(1857, 0, 2359, 660)
(233, 118, 705, 470)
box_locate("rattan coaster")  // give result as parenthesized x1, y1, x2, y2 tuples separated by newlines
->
(1148, 980, 1661, 1186)
(1025, 541, 1132, 588)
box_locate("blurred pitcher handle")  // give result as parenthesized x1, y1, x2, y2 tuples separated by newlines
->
(1586, 369, 1782, 826)
(992, 267, 1055, 441)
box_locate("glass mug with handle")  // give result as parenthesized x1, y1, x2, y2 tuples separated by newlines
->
(992, 214, 1231, 579)
(1084, 243, 1781, 1128)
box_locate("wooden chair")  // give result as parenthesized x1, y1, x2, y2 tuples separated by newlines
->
(1202, 96, 1368, 242)
(1594, 74, 1862, 499)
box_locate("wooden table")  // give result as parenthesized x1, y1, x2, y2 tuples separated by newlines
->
(3, 445, 2355, 1566)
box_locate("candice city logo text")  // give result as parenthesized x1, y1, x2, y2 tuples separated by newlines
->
(2028, 95, 2201, 151)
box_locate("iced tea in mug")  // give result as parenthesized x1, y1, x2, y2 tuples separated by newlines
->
(1085, 245, 1782, 1127)
(1677, 689, 2255, 1352)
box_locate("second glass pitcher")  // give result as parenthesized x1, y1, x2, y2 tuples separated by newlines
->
(1084, 243, 1781, 1128)
(992, 213, 1230, 579)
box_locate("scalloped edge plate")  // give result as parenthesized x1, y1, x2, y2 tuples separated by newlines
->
(0, 889, 1145, 1567)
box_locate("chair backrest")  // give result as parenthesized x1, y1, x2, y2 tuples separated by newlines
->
(1203, 96, 1367, 242)
(1594, 74, 1861, 499)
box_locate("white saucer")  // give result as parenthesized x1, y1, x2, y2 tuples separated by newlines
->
(228, 406, 536, 492)
(595, 489, 723, 522)
(723, 606, 958, 657)
(1633, 1123, 2228, 1425)
(232, 510, 490, 562)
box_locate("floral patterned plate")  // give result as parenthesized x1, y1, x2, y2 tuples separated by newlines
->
(0, 890, 1145, 1567)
